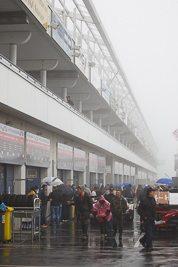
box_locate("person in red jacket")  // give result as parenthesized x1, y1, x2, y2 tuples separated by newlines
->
(93, 195, 112, 239)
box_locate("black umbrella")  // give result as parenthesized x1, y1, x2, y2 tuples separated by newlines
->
(57, 184, 73, 196)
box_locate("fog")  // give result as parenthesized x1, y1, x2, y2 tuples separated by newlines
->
(94, 0, 178, 178)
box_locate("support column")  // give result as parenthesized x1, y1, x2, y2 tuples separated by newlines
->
(118, 134, 121, 142)
(14, 165, 26, 194)
(10, 44, 17, 65)
(89, 110, 93, 121)
(62, 87, 68, 101)
(40, 70, 47, 87)
(99, 118, 102, 128)
(78, 100, 82, 113)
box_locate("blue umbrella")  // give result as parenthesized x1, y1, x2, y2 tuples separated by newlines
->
(156, 178, 175, 185)
(122, 182, 135, 186)
(114, 183, 123, 187)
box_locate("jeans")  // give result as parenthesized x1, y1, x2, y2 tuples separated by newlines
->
(51, 206, 61, 225)
(140, 219, 154, 248)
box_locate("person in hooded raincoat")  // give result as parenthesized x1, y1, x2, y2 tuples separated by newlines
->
(93, 195, 112, 239)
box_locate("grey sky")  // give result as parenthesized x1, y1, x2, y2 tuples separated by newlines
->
(94, 0, 178, 178)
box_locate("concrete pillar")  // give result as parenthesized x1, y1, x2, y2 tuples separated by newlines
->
(62, 87, 68, 101)
(89, 110, 93, 121)
(107, 125, 110, 134)
(118, 134, 121, 142)
(78, 100, 82, 112)
(14, 165, 26, 194)
(40, 70, 47, 87)
(10, 44, 17, 65)
(99, 118, 102, 128)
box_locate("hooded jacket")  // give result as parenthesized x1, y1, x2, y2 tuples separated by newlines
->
(93, 195, 112, 222)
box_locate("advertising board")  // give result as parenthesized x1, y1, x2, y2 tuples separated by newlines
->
(57, 143, 73, 170)
(89, 153, 97, 173)
(74, 148, 85, 172)
(26, 132, 50, 168)
(0, 123, 24, 165)
(21, 0, 48, 29)
(52, 13, 72, 59)
(98, 156, 105, 173)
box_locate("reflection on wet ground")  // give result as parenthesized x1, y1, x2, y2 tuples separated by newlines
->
(1, 213, 178, 266)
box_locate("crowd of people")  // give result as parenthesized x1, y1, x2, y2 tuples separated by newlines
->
(28, 182, 177, 250)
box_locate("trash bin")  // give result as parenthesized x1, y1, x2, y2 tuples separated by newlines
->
(0, 211, 5, 242)
(4, 207, 14, 242)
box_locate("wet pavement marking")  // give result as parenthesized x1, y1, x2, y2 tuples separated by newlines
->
(134, 232, 144, 247)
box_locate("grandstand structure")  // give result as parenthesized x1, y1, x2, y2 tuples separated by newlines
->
(0, 0, 157, 194)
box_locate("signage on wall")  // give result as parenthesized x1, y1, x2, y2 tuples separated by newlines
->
(26, 132, 50, 168)
(21, 0, 48, 29)
(0, 123, 24, 165)
(89, 153, 97, 173)
(75, 51, 88, 77)
(52, 13, 72, 59)
(74, 148, 85, 172)
(98, 156, 105, 173)
(57, 143, 73, 170)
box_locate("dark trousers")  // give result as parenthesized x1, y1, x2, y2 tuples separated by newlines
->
(41, 205, 47, 225)
(113, 214, 123, 238)
(81, 212, 90, 236)
(108, 215, 113, 230)
(99, 218, 108, 235)
(140, 219, 154, 248)
(81, 218, 89, 236)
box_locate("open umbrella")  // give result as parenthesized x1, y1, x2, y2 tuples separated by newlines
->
(114, 183, 123, 187)
(122, 182, 135, 186)
(156, 178, 175, 185)
(42, 177, 63, 186)
(57, 184, 73, 196)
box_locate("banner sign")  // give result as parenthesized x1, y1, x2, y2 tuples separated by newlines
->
(98, 156, 105, 173)
(21, 0, 48, 29)
(74, 148, 85, 172)
(52, 13, 72, 59)
(0, 124, 24, 165)
(26, 132, 50, 167)
(75, 51, 88, 77)
(57, 143, 73, 170)
(89, 153, 97, 173)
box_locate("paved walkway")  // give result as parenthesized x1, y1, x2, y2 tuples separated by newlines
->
(1, 214, 178, 266)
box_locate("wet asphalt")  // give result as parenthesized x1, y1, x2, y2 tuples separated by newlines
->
(1, 212, 178, 267)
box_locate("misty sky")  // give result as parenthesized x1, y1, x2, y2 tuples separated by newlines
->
(94, 0, 178, 178)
